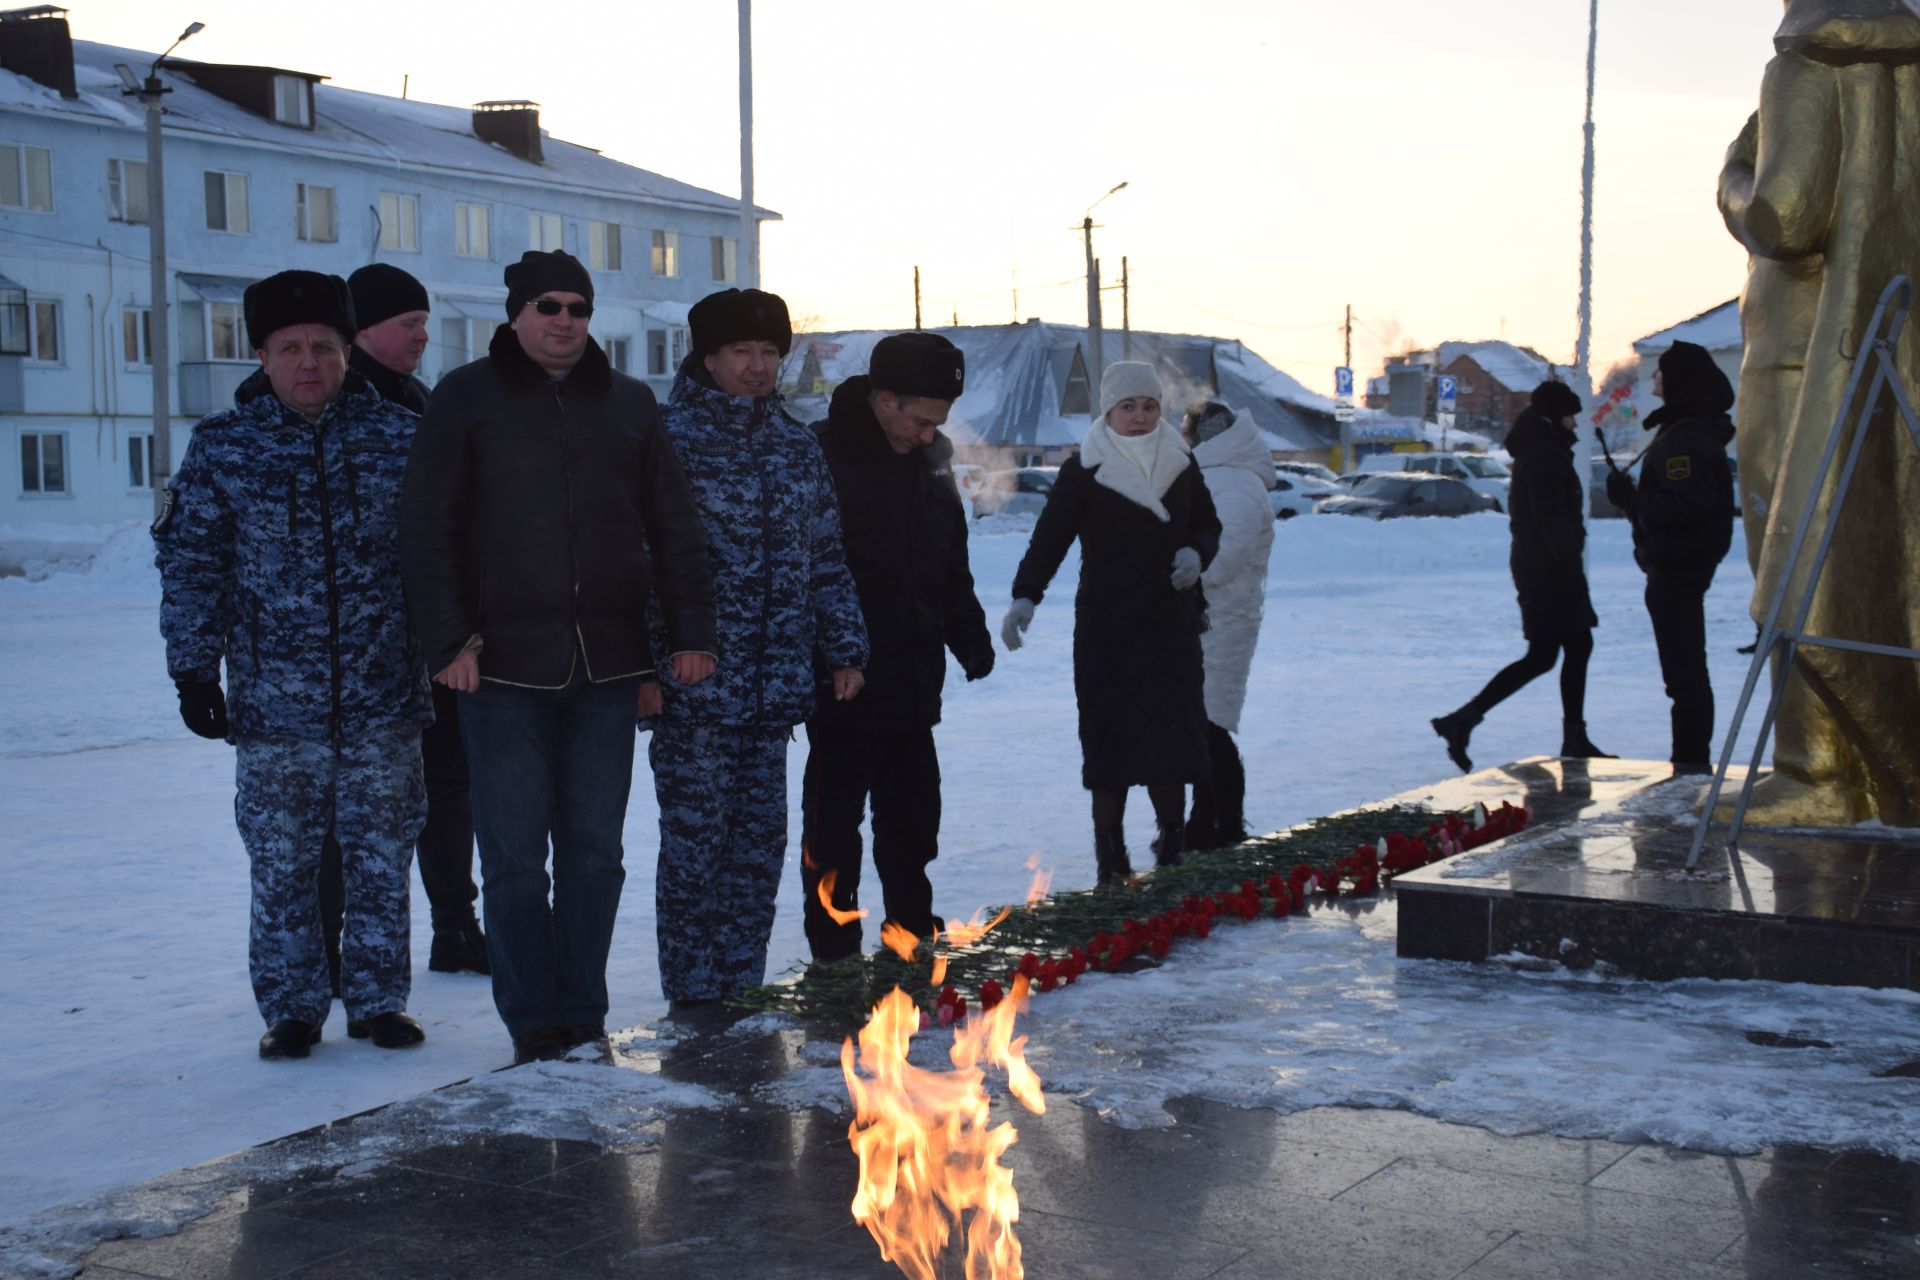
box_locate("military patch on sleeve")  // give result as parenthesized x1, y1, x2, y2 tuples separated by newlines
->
(1666, 456, 1692, 481)
(149, 485, 176, 535)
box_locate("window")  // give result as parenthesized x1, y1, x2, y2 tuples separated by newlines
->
(603, 336, 629, 374)
(455, 202, 490, 259)
(182, 299, 247, 361)
(122, 307, 152, 366)
(204, 170, 250, 233)
(588, 220, 621, 271)
(0, 287, 25, 354)
(529, 210, 562, 252)
(0, 143, 53, 212)
(711, 235, 738, 283)
(651, 229, 679, 277)
(108, 157, 148, 223)
(128, 432, 155, 489)
(272, 74, 311, 127)
(379, 192, 419, 252)
(647, 330, 667, 377)
(20, 431, 67, 493)
(295, 182, 336, 243)
(27, 299, 59, 363)
(671, 327, 689, 368)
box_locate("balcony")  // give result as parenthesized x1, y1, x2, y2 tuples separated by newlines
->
(178, 361, 254, 417)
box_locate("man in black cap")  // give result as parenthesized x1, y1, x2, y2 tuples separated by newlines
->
(155, 270, 431, 1058)
(1606, 340, 1737, 772)
(798, 332, 992, 961)
(401, 251, 717, 1064)
(347, 263, 432, 413)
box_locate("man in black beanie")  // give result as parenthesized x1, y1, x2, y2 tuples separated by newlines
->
(155, 269, 432, 1057)
(347, 263, 432, 414)
(1605, 340, 1737, 771)
(799, 332, 993, 961)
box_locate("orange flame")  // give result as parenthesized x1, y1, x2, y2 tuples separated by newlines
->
(941, 905, 1012, 948)
(880, 919, 921, 962)
(1023, 854, 1053, 907)
(841, 975, 1044, 1280)
(930, 954, 948, 987)
(817, 870, 870, 927)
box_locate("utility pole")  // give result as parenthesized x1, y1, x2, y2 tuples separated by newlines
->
(1077, 181, 1127, 415)
(914, 265, 922, 330)
(1120, 256, 1131, 360)
(1344, 302, 1353, 369)
(738, 0, 757, 288)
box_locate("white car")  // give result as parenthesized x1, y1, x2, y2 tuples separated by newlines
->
(1268, 471, 1339, 520)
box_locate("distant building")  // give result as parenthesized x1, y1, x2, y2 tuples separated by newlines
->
(1363, 340, 1558, 445)
(0, 6, 773, 526)
(781, 320, 1339, 467)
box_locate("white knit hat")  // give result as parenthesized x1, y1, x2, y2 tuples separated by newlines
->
(1098, 360, 1162, 421)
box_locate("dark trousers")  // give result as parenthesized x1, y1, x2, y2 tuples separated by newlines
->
(800, 722, 941, 962)
(459, 669, 637, 1039)
(1186, 721, 1247, 849)
(1646, 570, 1716, 765)
(320, 685, 479, 964)
(1465, 631, 1593, 724)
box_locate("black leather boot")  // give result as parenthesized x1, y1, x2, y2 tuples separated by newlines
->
(429, 923, 491, 975)
(347, 1010, 426, 1048)
(1094, 827, 1133, 887)
(1560, 719, 1615, 759)
(1431, 708, 1480, 773)
(1150, 824, 1184, 869)
(259, 1019, 321, 1060)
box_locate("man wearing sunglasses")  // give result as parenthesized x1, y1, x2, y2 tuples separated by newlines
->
(400, 250, 717, 1064)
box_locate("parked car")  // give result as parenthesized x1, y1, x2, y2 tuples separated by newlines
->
(972, 466, 1057, 518)
(1275, 461, 1344, 488)
(1316, 472, 1499, 520)
(1347, 451, 1510, 510)
(1268, 471, 1341, 520)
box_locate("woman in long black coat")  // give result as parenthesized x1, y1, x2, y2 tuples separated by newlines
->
(1002, 361, 1222, 885)
(1431, 380, 1611, 771)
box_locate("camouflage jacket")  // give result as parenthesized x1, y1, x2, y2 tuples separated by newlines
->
(155, 367, 431, 742)
(652, 358, 868, 727)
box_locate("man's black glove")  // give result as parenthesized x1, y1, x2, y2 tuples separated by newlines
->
(175, 679, 230, 740)
(1605, 468, 1636, 512)
(962, 648, 995, 682)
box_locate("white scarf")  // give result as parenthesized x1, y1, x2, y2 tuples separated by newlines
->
(1079, 420, 1190, 522)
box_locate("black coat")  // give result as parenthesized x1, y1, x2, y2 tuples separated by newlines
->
(349, 343, 431, 415)
(1504, 408, 1597, 640)
(399, 326, 716, 688)
(1628, 408, 1736, 580)
(809, 378, 992, 731)
(1012, 449, 1221, 790)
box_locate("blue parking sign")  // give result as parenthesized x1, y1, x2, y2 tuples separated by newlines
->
(1437, 375, 1457, 411)
(1334, 366, 1353, 397)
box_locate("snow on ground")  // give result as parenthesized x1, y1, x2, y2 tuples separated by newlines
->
(0, 510, 1790, 1228)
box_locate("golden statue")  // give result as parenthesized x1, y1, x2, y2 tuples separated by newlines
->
(1715, 0, 1920, 827)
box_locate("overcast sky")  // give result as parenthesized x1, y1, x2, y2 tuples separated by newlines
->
(74, 0, 1782, 392)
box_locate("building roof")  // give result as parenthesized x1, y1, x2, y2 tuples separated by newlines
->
(1435, 340, 1555, 393)
(0, 36, 772, 218)
(1632, 298, 1741, 355)
(781, 321, 1339, 453)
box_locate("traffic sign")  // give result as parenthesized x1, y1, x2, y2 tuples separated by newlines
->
(1334, 405, 1356, 423)
(1436, 375, 1457, 413)
(1334, 366, 1354, 398)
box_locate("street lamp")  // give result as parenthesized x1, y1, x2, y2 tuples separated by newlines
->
(119, 20, 205, 519)
(1079, 181, 1127, 413)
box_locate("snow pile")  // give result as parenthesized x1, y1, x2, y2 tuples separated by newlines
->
(0, 522, 133, 581)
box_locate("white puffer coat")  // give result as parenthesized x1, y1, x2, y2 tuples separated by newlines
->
(1193, 409, 1275, 732)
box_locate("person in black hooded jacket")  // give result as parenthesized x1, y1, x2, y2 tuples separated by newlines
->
(1605, 339, 1737, 770)
(800, 332, 993, 960)
(1432, 381, 1611, 771)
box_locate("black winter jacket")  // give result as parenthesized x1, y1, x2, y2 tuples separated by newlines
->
(808, 377, 992, 731)
(349, 344, 431, 415)
(1504, 408, 1597, 638)
(1628, 408, 1736, 579)
(399, 326, 716, 688)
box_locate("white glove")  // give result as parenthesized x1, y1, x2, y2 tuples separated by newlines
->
(1001, 598, 1036, 651)
(1169, 547, 1202, 590)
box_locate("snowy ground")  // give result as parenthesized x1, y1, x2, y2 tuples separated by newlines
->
(0, 508, 1835, 1230)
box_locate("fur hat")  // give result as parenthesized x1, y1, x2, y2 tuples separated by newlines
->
(1099, 360, 1162, 421)
(348, 264, 430, 332)
(504, 250, 593, 319)
(870, 332, 965, 401)
(243, 270, 356, 351)
(689, 288, 793, 357)
(1530, 380, 1583, 419)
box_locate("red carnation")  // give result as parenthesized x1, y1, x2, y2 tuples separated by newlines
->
(1018, 952, 1041, 978)
(979, 979, 1004, 1010)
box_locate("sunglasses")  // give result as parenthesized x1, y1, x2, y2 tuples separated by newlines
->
(529, 299, 593, 318)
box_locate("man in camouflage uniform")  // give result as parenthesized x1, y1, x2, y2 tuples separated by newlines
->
(155, 270, 431, 1060)
(644, 287, 869, 1009)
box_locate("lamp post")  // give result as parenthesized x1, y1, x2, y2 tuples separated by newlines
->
(1079, 180, 1127, 413)
(119, 20, 204, 519)
(1573, 0, 1598, 512)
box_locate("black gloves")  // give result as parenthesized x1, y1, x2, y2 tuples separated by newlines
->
(1605, 468, 1636, 512)
(175, 679, 230, 740)
(962, 648, 995, 682)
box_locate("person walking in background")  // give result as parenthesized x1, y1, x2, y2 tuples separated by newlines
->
(400, 250, 717, 1064)
(645, 287, 869, 1011)
(1002, 361, 1221, 885)
(155, 270, 431, 1059)
(1178, 399, 1274, 849)
(1605, 341, 1737, 774)
(1432, 381, 1612, 772)
(800, 332, 994, 963)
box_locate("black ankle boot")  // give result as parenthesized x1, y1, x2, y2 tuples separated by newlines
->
(1431, 709, 1479, 773)
(1094, 828, 1133, 887)
(1560, 719, 1615, 759)
(1150, 824, 1184, 869)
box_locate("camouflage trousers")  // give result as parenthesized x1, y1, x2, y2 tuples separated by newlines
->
(234, 729, 425, 1026)
(651, 719, 791, 1002)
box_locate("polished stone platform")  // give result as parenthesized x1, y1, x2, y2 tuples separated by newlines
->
(1393, 757, 1920, 990)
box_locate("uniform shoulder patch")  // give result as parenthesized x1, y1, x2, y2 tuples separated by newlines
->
(1666, 456, 1692, 481)
(150, 485, 176, 535)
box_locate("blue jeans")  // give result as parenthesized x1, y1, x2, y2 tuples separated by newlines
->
(459, 669, 638, 1039)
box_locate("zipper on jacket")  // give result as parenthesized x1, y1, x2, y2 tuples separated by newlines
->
(554, 381, 587, 679)
(311, 424, 344, 742)
(286, 469, 299, 538)
(752, 404, 774, 723)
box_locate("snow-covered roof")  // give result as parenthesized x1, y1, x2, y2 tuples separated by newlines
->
(1435, 341, 1554, 393)
(780, 322, 1339, 453)
(0, 38, 770, 218)
(1633, 299, 1741, 355)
